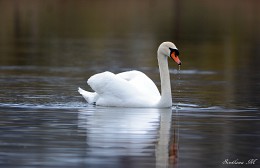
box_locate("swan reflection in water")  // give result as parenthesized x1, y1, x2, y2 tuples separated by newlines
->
(78, 107, 179, 167)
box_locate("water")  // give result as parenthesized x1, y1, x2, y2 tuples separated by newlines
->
(1, 56, 259, 168)
(1, 1, 260, 168)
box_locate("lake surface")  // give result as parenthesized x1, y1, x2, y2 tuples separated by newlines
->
(0, 1, 260, 167)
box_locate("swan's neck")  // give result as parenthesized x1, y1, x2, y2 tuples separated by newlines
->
(157, 53, 172, 107)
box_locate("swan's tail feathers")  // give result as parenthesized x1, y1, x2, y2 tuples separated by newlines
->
(78, 87, 97, 104)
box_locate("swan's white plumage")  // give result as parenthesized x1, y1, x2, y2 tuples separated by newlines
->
(78, 87, 97, 103)
(78, 41, 180, 108)
(79, 70, 160, 107)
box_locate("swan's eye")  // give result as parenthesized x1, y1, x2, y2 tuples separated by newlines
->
(169, 48, 179, 56)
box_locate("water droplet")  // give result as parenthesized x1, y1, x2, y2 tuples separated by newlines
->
(176, 65, 181, 109)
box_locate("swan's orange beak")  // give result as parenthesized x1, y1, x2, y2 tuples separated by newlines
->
(171, 52, 182, 65)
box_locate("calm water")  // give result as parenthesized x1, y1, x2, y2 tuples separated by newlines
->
(1, 1, 260, 168)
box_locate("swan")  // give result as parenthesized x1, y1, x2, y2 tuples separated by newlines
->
(78, 41, 181, 108)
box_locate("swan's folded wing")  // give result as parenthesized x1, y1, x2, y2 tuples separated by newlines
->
(116, 70, 161, 98)
(87, 71, 138, 98)
(87, 71, 160, 107)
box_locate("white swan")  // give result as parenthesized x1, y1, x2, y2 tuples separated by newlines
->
(78, 41, 181, 108)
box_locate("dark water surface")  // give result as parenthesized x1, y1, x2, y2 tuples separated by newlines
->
(1, 1, 260, 167)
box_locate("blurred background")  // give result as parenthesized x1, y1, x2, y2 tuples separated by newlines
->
(1, 0, 259, 64)
(0, 0, 260, 167)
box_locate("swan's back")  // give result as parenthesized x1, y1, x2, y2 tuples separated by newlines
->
(116, 71, 160, 98)
(85, 71, 161, 107)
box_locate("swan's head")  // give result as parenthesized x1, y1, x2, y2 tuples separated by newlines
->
(158, 41, 182, 65)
